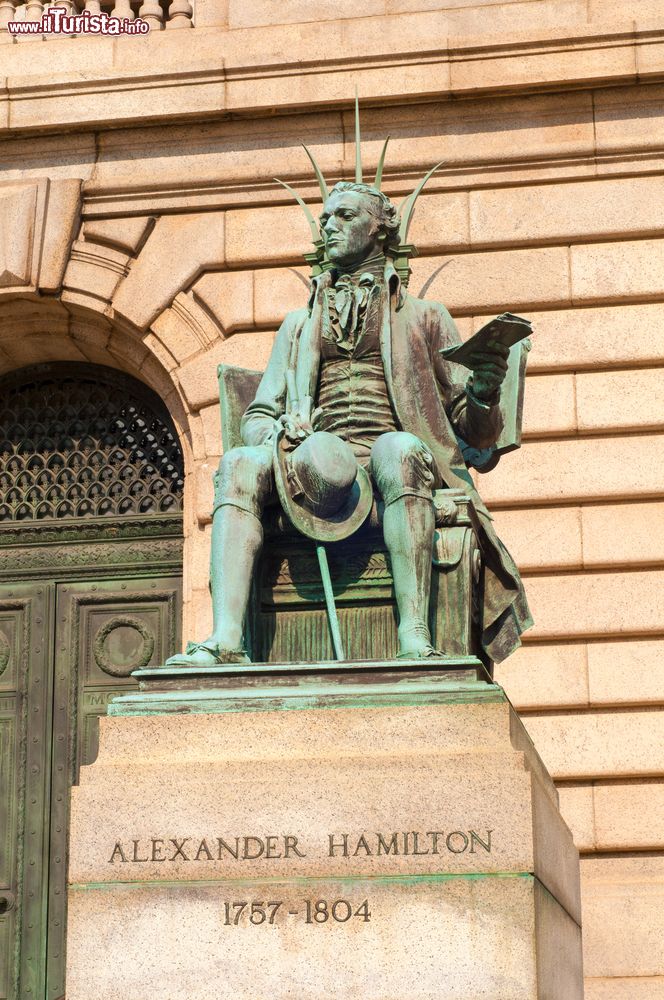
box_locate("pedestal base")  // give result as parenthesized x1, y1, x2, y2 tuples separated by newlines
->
(66, 672, 583, 999)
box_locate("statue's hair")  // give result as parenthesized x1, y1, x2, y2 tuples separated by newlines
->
(326, 182, 401, 251)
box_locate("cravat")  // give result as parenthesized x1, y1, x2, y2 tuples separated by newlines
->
(330, 272, 378, 347)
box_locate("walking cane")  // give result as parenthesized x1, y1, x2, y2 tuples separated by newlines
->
(284, 371, 346, 661)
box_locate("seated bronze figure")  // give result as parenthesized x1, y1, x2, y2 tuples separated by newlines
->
(168, 113, 532, 670)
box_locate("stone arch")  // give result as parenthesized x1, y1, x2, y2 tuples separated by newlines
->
(0, 292, 205, 635)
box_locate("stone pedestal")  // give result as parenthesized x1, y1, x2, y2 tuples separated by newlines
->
(65, 664, 583, 999)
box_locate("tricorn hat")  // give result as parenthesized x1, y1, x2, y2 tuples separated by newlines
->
(274, 430, 372, 542)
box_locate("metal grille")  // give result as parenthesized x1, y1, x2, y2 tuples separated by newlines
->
(0, 364, 184, 522)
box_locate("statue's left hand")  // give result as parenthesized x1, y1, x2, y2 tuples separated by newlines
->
(467, 338, 510, 400)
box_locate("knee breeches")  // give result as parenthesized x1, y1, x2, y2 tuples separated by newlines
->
(212, 432, 436, 521)
(369, 431, 436, 507)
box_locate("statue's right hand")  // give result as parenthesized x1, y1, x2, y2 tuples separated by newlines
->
(278, 412, 313, 446)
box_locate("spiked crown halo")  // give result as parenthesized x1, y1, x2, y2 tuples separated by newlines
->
(274, 93, 442, 286)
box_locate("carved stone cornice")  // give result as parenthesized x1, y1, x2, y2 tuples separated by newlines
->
(1, 21, 662, 144)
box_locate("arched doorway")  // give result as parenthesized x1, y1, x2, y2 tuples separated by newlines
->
(0, 363, 184, 1000)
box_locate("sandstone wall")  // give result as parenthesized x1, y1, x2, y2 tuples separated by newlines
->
(0, 6, 663, 997)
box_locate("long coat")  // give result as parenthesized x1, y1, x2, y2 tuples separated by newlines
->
(241, 262, 533, 663)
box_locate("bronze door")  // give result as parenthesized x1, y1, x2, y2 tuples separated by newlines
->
(0, 574, 181, 1000)
(0, 360, 187, 999)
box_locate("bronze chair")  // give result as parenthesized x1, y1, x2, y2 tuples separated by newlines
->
(217, 340, 528, 668)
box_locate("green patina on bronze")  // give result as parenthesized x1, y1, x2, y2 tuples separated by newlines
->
(110, 659, 502, 716)
(158, 100, 533, 680)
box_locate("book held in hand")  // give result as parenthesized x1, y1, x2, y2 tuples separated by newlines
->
(440, 312, 533, 369)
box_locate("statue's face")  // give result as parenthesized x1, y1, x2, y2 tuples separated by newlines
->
(320, 191, 385, 270)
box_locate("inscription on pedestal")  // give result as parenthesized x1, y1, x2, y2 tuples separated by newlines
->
(221, 898, 372, 927)
(107, 829, 493, 864)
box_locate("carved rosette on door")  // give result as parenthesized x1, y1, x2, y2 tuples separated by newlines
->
(56, 584, 180, 780)
(93, 615, 156, 677)
(0, 363, 185, 1000)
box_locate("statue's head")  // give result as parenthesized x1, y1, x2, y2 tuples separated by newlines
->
(319, 182, 400, 271)
(274, 95, 442, 284)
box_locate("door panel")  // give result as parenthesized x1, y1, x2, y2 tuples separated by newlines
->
(0, 583, 52, 1000)
(0, 574, 181, 999)
(46, 576, 181, 999)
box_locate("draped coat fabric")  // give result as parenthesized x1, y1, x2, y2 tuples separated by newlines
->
(241, 262, 533, 663)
